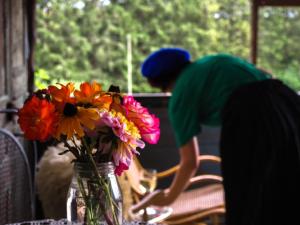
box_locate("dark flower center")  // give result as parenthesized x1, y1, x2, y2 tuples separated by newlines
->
(63, 103, 78, 117)
(108, 85, 120, 93)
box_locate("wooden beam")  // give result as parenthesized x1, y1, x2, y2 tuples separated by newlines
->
(27, 0, 36, 94)
(250, 0, 300, 64)
(0, 1, 4, 95)
(257, 0, 300, 7)
(251, 0, 259, 64)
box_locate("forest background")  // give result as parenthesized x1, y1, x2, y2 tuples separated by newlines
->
(35, 0, 300, 92)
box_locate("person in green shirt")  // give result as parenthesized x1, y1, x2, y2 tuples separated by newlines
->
(132, 48, 300, 225)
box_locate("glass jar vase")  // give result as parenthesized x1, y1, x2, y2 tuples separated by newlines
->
(66, 162, 123, 225)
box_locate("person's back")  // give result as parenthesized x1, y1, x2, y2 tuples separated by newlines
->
(220, 79, 300, 225)
(169, 54, 269, 146)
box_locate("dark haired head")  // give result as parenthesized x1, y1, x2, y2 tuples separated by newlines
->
(141, 48, 191, 91)
(146, 61, 191, 91)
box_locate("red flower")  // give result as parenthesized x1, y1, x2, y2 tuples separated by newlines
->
(18, 96, 58, 141)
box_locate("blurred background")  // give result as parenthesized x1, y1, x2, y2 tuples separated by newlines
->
(34, 0, 300, 93)
(33, 0, 300, 187)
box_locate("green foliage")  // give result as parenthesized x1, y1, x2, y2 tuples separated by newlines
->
(273, 67, 300, 91)
(35, 68, 51, 89)
(257, 7, 300, 91)
(35, 0, 300, 92)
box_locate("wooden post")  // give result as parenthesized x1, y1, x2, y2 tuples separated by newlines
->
(251, 0, 259, 64)
(127, 34, 132, 94)
(27, 0, 36, 94)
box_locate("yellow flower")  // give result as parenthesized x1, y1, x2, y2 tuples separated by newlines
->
(55, 105, 99, 139)
(48, 83, 100, 139)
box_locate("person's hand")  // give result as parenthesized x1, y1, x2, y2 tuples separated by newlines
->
(131, 189, 171, 213)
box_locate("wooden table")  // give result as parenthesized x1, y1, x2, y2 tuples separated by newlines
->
(6, 219, 159, 225)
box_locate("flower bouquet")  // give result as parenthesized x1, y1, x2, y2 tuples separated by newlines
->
(18, 82, 160, 225)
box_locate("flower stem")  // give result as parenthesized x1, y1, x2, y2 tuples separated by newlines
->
(81, 138, 121, 225)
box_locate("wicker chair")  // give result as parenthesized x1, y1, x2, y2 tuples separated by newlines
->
(0, 128, 34, 224)
(127, 155, 225, 225)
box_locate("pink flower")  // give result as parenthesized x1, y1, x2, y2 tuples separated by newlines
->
(114, 161, 129, 176)
(93, 110, 145, 175)
(112, 142, 134, 176)
(123, 96, 160, 144)
(112, 139, 144, 175)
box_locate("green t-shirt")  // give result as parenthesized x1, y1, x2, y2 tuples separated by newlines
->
(168, 54, 270, 147)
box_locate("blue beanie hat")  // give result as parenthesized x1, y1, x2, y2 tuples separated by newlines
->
(141, 48, 191, 78)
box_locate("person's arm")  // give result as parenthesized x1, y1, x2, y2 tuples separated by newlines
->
(131, 136, 199, 212)
(165, 136, 200, 202)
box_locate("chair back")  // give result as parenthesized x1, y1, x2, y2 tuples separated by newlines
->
(127, 154, 225, 224)
(125, 156, 150, 196)
(0, 128, 34, 224)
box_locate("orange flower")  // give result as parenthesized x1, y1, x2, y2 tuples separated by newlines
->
(108, 93, 124, 113)
(18, 96, 58, 141)
(74, 81, 112, 110)
(48, 82, 76, 111)
(74, 82, 101, 103)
